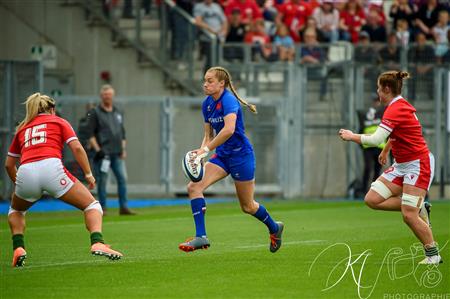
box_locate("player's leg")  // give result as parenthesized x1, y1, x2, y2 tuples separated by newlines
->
(364, 176, 402, 211)
(59, 181, 122, 260)
(401, 184, 441, 264)
(93, 159, 108, 211)
(231, 152, 283, 253)
(9, 193, 34, 267)
(179, 161, 228, 252)
(234, 179, 283, 253)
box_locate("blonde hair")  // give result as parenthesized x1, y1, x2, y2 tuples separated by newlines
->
(16, 93, 56, 132)
(378, 70, 410, 96)
(207, 66, 257, 114)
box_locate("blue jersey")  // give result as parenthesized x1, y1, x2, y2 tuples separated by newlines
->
(202, 89, 253, 157)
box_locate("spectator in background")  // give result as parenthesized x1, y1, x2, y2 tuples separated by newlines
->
(396, 18, 412, 47)
(442, 30, 450, 65)
(389, 0, 418, 30)
(170, 0, 194, 70)
(194, 0, 228, 73)
(355, 31, 379, 82)
(300, 16, 325, 42)
(225, 0, 262, 25)
(432, 10, 450, 61)
(224, 8, 247, 62)
(357, 96, 385, 195)
(379, 32, 401, 69)
(300, 28, 327, 101)
(244, 19, 276, 61)
(407, 32, 436, 100)
(88, 85, 135, 215)
(414, 0, 446, 39)
(365, 1, 386, 26)
(312, 0, 340, 43)
(273, 23, 295, 61)
(339, 0, 366, 43)
(361, 8, 387, 43)
(354, 31, 379, 65)
(276, 0, 311, 42)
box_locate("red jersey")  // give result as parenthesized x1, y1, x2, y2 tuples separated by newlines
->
(8, 114, 78, 165)
(339, 9, 366, 43)
(379, 96, 429, 163)
(279, 1, 310, 34)
(244, 31, 271, 45)
(225, 0, 262, 24)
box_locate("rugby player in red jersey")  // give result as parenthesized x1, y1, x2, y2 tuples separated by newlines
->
(339, 71, 441, 265)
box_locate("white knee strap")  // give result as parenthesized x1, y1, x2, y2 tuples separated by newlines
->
(370, 180, 393, 199)
(402, 193, 424, 208)
(84, 200, 103, 215)
(8, 207, 26, 216)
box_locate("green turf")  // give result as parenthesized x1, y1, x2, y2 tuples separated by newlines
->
(0, 200, 449, 299)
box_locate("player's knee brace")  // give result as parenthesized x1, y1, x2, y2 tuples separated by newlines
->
(8, 207, 26, 216)
(370, 180, 393, 200)
(401, 193, 424, 208)
(84, 200, 103, 215)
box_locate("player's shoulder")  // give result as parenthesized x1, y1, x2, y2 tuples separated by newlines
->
(222, 89, 238, 103)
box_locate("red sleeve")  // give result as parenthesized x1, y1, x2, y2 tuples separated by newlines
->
(59, 118, 78, 144)
(251, 1, 262, 19)
(244, 32, 253, 43)
(380, 106, 398, 133)
(8, 133, 21, 158)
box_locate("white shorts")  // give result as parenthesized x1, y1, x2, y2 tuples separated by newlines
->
(15, 158, 76, 202)
(381, 153, 435, 191)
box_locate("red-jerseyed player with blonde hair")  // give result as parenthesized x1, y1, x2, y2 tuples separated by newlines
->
(339, 71, 442, 265)
(5, 93, 123, 267)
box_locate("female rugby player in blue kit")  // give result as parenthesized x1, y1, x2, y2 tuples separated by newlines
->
(179, 66, 284, 253)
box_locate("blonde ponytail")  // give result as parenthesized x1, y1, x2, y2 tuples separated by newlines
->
(207, 66, 258, 114)
(16, 93, 56, 132)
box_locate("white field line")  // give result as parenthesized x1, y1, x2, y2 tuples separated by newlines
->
(235, 240, 326, 249)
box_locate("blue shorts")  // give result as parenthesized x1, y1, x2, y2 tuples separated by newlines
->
(209, 152, 255, 181)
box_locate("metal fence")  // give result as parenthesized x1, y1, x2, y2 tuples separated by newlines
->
(56, 95, 284, 197)
(0, 60, 43, 200)
(1, 59, 449, 200)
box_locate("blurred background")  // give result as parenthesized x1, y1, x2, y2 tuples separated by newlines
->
(0, 0, 449, 201)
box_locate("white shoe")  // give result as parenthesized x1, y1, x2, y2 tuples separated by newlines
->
(418, 255, 442, 265)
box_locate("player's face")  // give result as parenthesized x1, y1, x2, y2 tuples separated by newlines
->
(203, 71, 224, 97)
(377, 81, 389, 105)
(101, 89, 114, 106)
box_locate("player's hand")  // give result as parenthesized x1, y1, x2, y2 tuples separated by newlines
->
(85, 174, 96, 190)
(338, 129, 354, 141)
(191, 149, 207, 164)
(378, 151, 388, 166)
(120, 150, 127, 160)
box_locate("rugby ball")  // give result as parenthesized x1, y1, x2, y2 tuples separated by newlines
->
(182, 151, 204, 182)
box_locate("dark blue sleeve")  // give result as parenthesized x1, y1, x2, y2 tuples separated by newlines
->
(222, 94, 239, 116)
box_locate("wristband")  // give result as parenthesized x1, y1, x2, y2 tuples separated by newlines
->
(203, 146, 210, 153)
(85, 172, 93, 179)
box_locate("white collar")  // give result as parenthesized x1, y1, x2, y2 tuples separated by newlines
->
(388, 95, 403, 106)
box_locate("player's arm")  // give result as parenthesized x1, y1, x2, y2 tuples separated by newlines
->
(196, 113, 236, 158)
(5, 156, 19, 183)
(200, 123, 214, 148)
(68, 139, 96, 189)
(378, 138, 392, 165)
(339, 126, 390, 146)
(205, 113, 236, 150)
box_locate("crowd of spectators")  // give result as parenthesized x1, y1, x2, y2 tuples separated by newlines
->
(169, 0, 450, 65)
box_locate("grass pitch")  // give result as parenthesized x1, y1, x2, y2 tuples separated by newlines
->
(1, 200, 449, 299)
